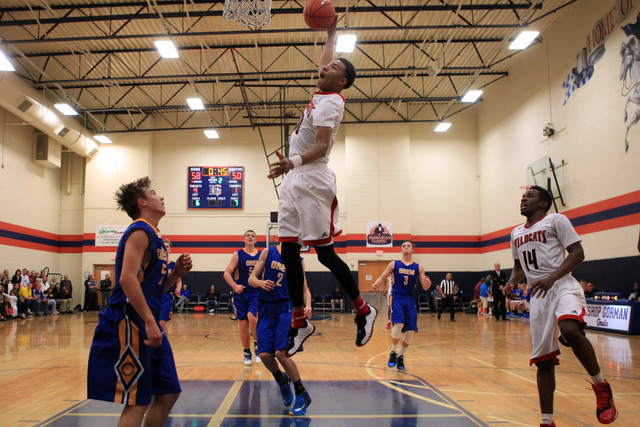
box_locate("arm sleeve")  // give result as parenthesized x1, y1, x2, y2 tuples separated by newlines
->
(554, 214, 581, 248)
(313, 95, 344, 129)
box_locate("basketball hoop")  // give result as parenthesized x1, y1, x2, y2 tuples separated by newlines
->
(520, 185, 532, 192)
(223, 0, 272, 29)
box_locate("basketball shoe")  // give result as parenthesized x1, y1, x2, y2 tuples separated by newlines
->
(286, 321, 315, 357)
(540, 423, 555, 427)
(388, 351, 397, 368)
(591, 380, 618, 424)
(243, 352, 252, 365)
(397, 355, 405, 370)
(355, 304, 377, 347)
(255, 352, 261, 363)
(289, 391, 312, 416)
(279, 373, 294, 406)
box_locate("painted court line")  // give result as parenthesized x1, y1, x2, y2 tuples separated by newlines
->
(207, 367, 249, 426)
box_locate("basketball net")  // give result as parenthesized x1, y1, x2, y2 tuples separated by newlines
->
(223, 0, 272, 29)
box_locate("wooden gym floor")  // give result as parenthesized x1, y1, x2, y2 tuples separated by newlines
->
(0, 306, 638, 426)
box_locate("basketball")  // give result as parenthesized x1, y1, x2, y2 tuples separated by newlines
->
(303, 0, 336, 30)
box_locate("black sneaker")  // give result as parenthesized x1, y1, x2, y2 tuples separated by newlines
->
(285, 321, 315, 357)
(437, 313, 441, 320)
(388, 351, 397, 368)
(397, 355, 405, 370)
(355, 304, 377, 347)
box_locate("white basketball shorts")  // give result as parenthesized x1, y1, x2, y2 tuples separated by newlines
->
(528, 275, 586, 365)
(278, 164, 342, 246)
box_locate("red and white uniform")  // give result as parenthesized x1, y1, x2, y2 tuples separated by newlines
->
(510, 213, 586, 365)
(278, 91, 345, 246)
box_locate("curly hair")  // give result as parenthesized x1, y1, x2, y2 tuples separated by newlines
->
(115, 176, 151, 220)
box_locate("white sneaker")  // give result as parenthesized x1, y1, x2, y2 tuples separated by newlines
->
(255, 353, 261, 363)
(243, 353, 252, 365)
(209, 309, 215, 314)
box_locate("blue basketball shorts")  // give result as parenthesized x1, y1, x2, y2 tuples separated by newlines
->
(233, 292, 259, 321)
(391, 293, 418, 332)
(257, 299, 292, 355)
(87, 305, 181, 406)
(159, 293, 174, 322)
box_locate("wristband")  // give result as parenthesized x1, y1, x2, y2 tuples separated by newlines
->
(290, 155, 303, 168)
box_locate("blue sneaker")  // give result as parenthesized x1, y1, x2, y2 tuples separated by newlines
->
(279, 373, 293, 406)
(243, 353, 252, 365)
(289, 391, 312, 416)
(397, 355, 405, 370)
(388, 351, 397, 368)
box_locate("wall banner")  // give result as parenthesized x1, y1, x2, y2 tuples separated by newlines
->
(366, 222, 393, 248)
(95, 225, 127, 247)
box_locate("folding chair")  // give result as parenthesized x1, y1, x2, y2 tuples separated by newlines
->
(418, 294, 430, 313)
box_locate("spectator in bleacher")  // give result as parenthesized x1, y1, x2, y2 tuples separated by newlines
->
(3, 283, 17, 319)
(11, 269, 21, 286)
(176, 283, 190, 312)
(330, 286, 344, 312)
(0, 284, 9, 320)
(56, 284, 73, 313)
(100, 274, 113, 309)
(41, 275, 50, 292)
(584, 282, 599, 298)
(1, 269, 9, 282)
(83, 274, 99, 311)
(19, 282, 37, 317)
(35, 280, 57, 316)
(29, 270, 37, 285)
(579, 279, 587, 293)
(44, 284, 58, 315)
(21, 269, 30, 285)
(205, 285, 220, 314)
(628, 282, 640, 301)
(61, 275, 73, 296)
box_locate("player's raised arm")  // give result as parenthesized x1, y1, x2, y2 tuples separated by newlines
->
(318, 16, 338, 71)
(223, 251, 244, 293)
(371, 261, 395, 291)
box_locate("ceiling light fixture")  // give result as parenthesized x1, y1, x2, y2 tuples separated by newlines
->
(509, 31, 540, 50)
(54, 103, 78, 116)
(204, 129, 219, 139)
(187, 98, 205, 110)
(155, 40, 179, 58)
(336, 35, 357, 53)
(434, 122, 452, 132)
(94, 135, 113, 144)
(0, 51, 15, 72)
(461, 90, 483, 103)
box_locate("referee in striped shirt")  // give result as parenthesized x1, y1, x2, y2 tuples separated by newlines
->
(436, 273, 458, 322)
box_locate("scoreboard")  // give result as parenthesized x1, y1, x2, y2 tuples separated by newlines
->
(188, 166, 244, 209)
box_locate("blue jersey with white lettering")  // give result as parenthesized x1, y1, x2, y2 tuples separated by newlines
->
(235, 249, 261, 294)
(392, 260, 420, 297)
(109, 219, 168, 311)
(259, 246, 291, 302)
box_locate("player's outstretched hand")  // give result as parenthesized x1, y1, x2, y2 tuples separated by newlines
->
(144, 320, 163, 348)
(327, 15, 338, 35)
(530, 277, 554, 299)
(174, 253, 193, 276)
(261, 280, 275, 291)
(268, 150, 294, 179)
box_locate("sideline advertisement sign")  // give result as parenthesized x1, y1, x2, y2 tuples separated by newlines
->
(584, 303, 631, 332)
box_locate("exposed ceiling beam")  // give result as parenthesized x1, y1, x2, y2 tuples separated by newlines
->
(9, 37, 504, 58)
(33, 69, 507, 89)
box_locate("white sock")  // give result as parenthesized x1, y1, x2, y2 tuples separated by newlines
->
(398, 345, 407, 356)
(541, 413, 554, 424)
(391, 343, 398, 353)
(590, 371, 605, 385)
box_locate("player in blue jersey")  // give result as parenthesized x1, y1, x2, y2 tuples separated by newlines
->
(249, 245, 312, 415)
(223, 230, 262, 365)
(87, 177, 192, 427)
(372, 240, 431, 370)
(159, 238, 181, 335)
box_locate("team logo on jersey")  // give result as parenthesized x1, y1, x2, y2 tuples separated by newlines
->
(367, 222, 392, 246)
(513, 230, 547, 248)
(294, 100, 316, 134)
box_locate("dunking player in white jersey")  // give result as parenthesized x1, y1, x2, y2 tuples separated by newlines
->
(506, 186, 617, 427)
(267, 16, 377, 356)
